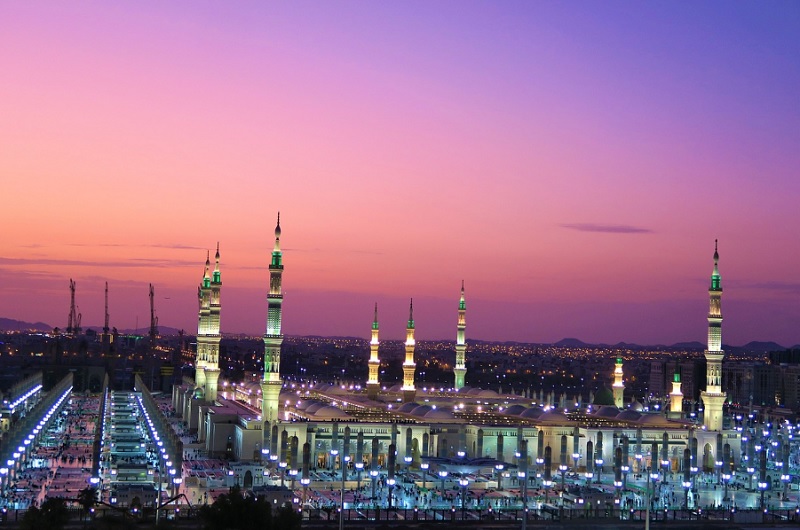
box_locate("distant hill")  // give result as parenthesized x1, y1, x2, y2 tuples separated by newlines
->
(554, 338, 589, 347)
(670, 341, 705, 350)
(0, 318, 52, 332)
(739, 341, 786, 352)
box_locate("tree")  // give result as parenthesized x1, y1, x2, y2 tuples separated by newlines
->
(199, 486, 299, 530)
(21, 498, 71, 530)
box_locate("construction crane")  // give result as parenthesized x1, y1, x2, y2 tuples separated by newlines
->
(102, 282, 111, 354)
(66, 279, 81, 335)
(149, 283, 159, 348)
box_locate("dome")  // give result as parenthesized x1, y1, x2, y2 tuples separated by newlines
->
(397, 402, 420, 414)
(519, 407, 545, 419)
(424, 409, 455, 420)
(616, 410, 642, 422)
(594, 406, 620, 419)
(539, 410, 569, 423)
(638, 414, 668, 426)
(305, 403, 326, 414)
(592, 387, 616, 406)
(478, 389, 499, 398)
(312, 406, 351, 420)
(388, 384, 403, 393)
(504, 404, 528, 416)
(296, 400, 323, 411)
(411, 405, 433, 416)
(630, 399, 644, 412)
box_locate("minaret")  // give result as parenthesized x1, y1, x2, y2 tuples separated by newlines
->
(195, 251, 211, 392)
(366, 303, 381, 400)
(401, 299, 417, 403)
(701, 240, 726, 431)
(454, 281, 467, 390)
(261, 214, 284, 424)
(612, 358, 624, 408)
(669, 365, 684, 419)
(204, 243, 222, 402)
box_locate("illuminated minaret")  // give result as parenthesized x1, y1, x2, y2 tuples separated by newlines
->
(701, 240, 726, 431)
(194, 251, 211, 392)
(453, 281, 467, 390)
(612, 358, 624, 408)
(669, 366, 684, 419)
(366, 303, 381, 400)
(401, 299, 417, 403)
(261, 214, 284, 424)
(204, 243, 222, 402)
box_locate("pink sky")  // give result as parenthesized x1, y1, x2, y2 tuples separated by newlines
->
(2, 2, 799, 345)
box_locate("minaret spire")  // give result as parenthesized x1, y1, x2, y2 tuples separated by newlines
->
(402, 298, 417, 402)
(262, 212, 285, 425)
(701, 239, 726, 431)
(454, 281, 467, 390)
(669, 362, 684, 419)
(366, 303, 381, 400)
(204, 242, 222, 401)
(612, 358, 624, 408)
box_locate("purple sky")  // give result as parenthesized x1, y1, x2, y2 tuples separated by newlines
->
(1, 1, 799, 345)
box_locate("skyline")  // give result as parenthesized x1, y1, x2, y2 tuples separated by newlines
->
(2, 2, 799, 345)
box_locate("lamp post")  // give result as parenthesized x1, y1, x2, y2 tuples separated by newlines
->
(645, 471, 659, 530)
(459, 478, 469, 519)
(495, 463, 504, 491)
(370, 469, 378, 507)
(595, 458, 604, 484)
(438, 470, 449, 501)
(420, 462, 429, 492)
(279, 461, 287, 488)
(721, 471, 732, 508)
(535, 457, 544, 486)
(519, 440, 528, 530)
(339, 455, 349, 530)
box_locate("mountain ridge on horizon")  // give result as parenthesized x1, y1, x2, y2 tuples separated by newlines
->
(1, 317, 797, 351)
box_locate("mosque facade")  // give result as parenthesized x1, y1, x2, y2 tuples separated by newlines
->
(174, 228, 742, 487)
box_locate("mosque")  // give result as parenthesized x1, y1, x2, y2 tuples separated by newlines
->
(173, 218, 740, 488)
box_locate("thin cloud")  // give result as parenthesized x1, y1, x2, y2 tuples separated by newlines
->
(561, 223, 653, 234)
(66, 243, 205, 250)
(0, 257, 196, 268)
(741, 281, 800, 294)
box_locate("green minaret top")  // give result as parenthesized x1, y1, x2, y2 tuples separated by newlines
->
(203, 250, 211, 288)
(710, 239, 721, 291)
(407, 299, 415, 329)
(372, 303, 379, 330)
(459, 280, 466, 310)
(616, 357, 622, 365)
(271, 212, 283, 268)
(213, 242, 221, 283)
(673, 368, 681, 383)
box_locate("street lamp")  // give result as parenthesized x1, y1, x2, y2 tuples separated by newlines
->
(543, 477, 553, 503)
(339, 455, 349, 530)
(495, 463, 504, 491)
(645, 471, 659, 530)
(758, 481, 768, 510)
(355, 461, 364, 491)
(459, 478, 469, 519)
(722, 471, 732, 508)
(369, 469, 379, 506)
(438, 470, 449, 496)
(595, 458, 604, 484)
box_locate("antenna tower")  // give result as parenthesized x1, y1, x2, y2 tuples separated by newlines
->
(149, 284, 159, 347)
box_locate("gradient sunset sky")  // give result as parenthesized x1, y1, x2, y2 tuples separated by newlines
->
(2, 1, 799, 345)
